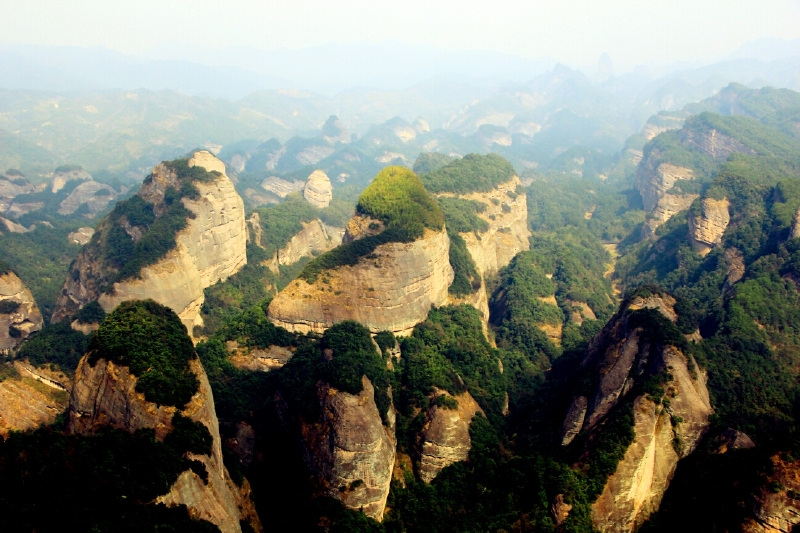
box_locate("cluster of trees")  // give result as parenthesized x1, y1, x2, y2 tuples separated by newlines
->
(420, 153, 515, 194)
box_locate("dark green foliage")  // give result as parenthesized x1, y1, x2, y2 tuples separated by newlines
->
(253, 196, 320, 257)
(433, 394, 458, 410)
(88, 300, 199, 408)
(437, 197, 489, 234)
(0, 427, 220, 532)
(412, 152, 456, 175)
(74, 300, 105, 324)
(421, 153, 515, 194)
(374, 331, 396, 356)
(300, 167, 443, 282)
(0, 300, 21, 314)
(16, 321, 88, 373)
(164, 413, 213, 456)
(0, 260, 12, 276)
(214, 301, 295, 349)
(447, 230, 481, 296)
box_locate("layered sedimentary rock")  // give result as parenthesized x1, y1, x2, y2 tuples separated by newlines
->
(68, 226, 95, 245)
(418, 389, 483, 483)
(0, 361, 70, 436)
(444, 175, 530, 277)
(57, 181, 118, 216)
(689, 197, 730, 255)
(261, 176, 304, 198)
(683, 127, 757, 161)
(52, 167, 91, 193)
(300, 376, 395, 521)
(637, 159, 698, 236)
(69, 356, 254, 533)
(268, 226, 453, 335)
(0, 271, 43, 353)
(266, 219, 344, 273)
(53, 151, 247, 331)
(303, 170, 333, 208)
(565, 292, 712, 532)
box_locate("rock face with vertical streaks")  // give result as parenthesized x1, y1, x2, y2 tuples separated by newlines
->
(266, 219, 344, 273)
(637, 159, 698, 237)
(689, 197, 730, 255)
(52, 151, 247, 331)
(0, 270, 43, 353)
(300, 376, 396, 521)
(563, 290, 712, 532)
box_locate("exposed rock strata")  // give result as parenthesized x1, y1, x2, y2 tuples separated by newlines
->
(300, 376, 395, 521)
(569, 293, 712, 532)
(267, 219, 344, 273)
(67, 226, 95, 245)
(53, 151, 247, 331)
(268, 226, 453, 335)
(637, 159, 698, 236)
(303, 170, 333, 208)
(57, 181, 118, 216)
(69, 356, 254, 533)
(261, 176, 304, 198)
(52, 167, 91, 193)
(689, 197, 730, 255)
(0, 271, 43, 353)
(418, 389, 483, 483)
(683, 127, 757, 161)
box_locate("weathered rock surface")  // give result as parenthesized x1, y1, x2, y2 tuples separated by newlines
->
(67, 226, 95, 245)
(267, 219, 344, 273)
(714, 428, 755, 454)
(0, 361, 70, 436)
(268, 226, 453, 335)
(742, 455, 800, 533)
(0, 271, 43, 353)
(569, 292, 712, 532)
(0, 174, 34, 197)
(303, 170, 333, 208)
(683, 127, 757, 161)
(300, 376, 395, 521)
(52, 167, 91, 193)
(418, 389, 483, 483)
(57, 180, 118, 216)
(0, 216, 30, 234)
(69, 356, 255, 533)
(637, 159, 698, 236)
(689, 197, 730, 255)
(260, 176, 304, 198)
(443, 175, 530, 277)
(53, 151, 247, 331)
(561, 395, 588, 446)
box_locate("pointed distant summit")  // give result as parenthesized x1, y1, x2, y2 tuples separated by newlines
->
(592, 53, 614, 83)
(321, 115, 350, 144)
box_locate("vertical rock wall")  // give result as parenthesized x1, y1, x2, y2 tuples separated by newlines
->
(0, 271, 43, 353)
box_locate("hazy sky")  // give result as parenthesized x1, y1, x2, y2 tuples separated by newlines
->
(1, 0, 799, 68)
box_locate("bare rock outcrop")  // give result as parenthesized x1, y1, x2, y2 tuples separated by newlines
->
(689, 197, 730, 255)
(268, 226, 453, 335)
(418, 389, 484, 483)
(444, 175, 530, 277)
(637, 159, 698, 236)
(53, 151, 247, 331)
(0, 216, 29, 234)
(0, 271, 43, 353)
(69, 356, 254, 533)
(566, 291, 712, 532)
(683, 127, 757, 161)
(300, 376, 395, 521)
(52, 167, 91, 193)
(0, 361, 70, 436)
(57, 180, 118, 216)
(266, 219, 344, 273)
(561, 396, 588, 446)
(791, 206, 800, 240)
(68, 226, 95, 245)
(742, 455, 800, 533)
(303, 170, 333, 208)
(261, 176, 304, 198)
(714, 428, 755, 454)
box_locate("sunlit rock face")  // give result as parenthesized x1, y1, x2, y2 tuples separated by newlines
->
(689, 197, 730, 255)
(268, 225, 453, 336)
(52, 151, 247, 332)
(0, 271, 43, 353)
(303, 170, 333, 208)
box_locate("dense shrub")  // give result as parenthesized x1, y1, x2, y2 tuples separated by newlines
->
(16, 321, 88, 373)
(421, 153, 515, 194)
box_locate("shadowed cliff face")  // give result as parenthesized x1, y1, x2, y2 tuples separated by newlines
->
(52, 151, 246, 331)
(69, 355, 257, 533)
(564, 291, 711, 533)
(299, 376, 396, 521)
(0, 271, 43, 353)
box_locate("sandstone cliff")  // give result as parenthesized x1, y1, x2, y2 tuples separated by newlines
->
(57, 180, 119, 216)
(417, 389, 483, 483)
(443, 175, 530, 277)
(636, 158, 698, 237)
(564, 291, 712, 532)
(69, 356, 255, 533)
(268, 225, 452, 335)
(0, 361, 70, 436)
(689, 197, 730, 255)
(682, 127, 757, 162)
(303, 170, 333, 208)
(300, 376, 395, 521)
(52, 151, 247, 331)
(266, 219, 344, 274)
(52, 167, 91, 193)
(742, 455, 800, 533)
(0, 270, 43, 353)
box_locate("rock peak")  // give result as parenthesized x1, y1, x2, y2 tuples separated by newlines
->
(303, 170, 333, 208)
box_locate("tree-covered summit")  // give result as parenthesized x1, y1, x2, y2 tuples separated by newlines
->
(420, 153, 516, 194)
